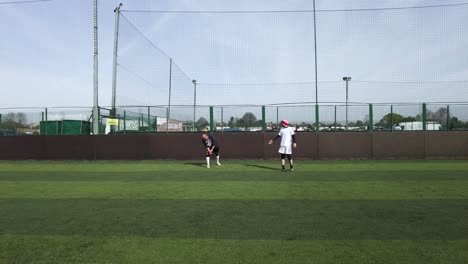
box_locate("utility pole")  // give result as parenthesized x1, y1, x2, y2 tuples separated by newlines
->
(111, 3, 122, 132)
(92, 0, 99, 134)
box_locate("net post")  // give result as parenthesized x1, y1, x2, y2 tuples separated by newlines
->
(209, 106, 214, 132)
(446, 104, 450, 131)
(192, 80, 197, 132)
(167, 58, 173, 133)
(315, 104, 319, 132)
(261, 106, 266, 133)
(92, 0, 99, 135)
(369, 104, 373, 132)
(422, 103, 427, 131)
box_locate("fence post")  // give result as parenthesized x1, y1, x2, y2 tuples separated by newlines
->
(155, 116, 158, 132)
(262, 106, 266, 132)
(221, 107, 224, 133)
(45, 108, 48, 135)
(147, 107, 151, 132)
(315, 104, 319, 132)
(276, 106, 279, 128)
(369, 104, 373, 132)
(209, 106, 214, 132)
(165, 107, 169, 133)
(446, 104, 450, 131)
(422, 103, 427, 131)
(123, 110, 126, 134)
(334, 105, 337, 132)
(98, 107, 101, 134)
(117, 114, 120, 132)
(390, 105, 394, 131)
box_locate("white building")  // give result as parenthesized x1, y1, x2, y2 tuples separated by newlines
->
(397, 121, 441, 131)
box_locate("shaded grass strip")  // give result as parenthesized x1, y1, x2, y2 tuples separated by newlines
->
(0, 180, 467, 200)
(2, 235, 468, 264)
(1, 199, 467, 240)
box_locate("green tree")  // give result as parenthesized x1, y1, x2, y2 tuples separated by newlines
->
(0, 113, 18, 130)
(195, 117, 209, 131)
(378, 113, 404, 128)
(237, 112, 257, 129)
(378, 113, 418, 129)
(228, 116, 235, 127)
(16, 112, 27, 126)
(427, 107, 448, 125)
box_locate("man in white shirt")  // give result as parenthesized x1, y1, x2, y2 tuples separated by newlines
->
(268, 120, 297, 172)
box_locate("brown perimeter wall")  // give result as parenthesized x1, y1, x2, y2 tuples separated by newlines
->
(0, 132, 467, 160)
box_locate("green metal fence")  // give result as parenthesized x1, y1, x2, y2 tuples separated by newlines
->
(1, 103, 467, 136)
(106, 103, 468, 134)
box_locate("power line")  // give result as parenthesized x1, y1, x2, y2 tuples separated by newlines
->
(0, 0, 52, 5)
(121, 2, 468, 13)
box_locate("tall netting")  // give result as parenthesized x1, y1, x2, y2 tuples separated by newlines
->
(115, 5, 316, 108)
(2, 1, 468, 135)
(109, 1, 468, 132)
(115, 1, 468, 106)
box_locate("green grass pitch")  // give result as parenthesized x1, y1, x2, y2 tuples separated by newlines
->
(1, 160, 467, 264)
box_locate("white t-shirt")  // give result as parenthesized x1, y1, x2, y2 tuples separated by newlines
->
(279, 127, 295, 147)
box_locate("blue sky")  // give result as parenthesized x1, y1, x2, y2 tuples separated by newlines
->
(1, 0, 467, 120)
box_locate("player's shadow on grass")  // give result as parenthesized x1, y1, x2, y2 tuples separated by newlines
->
(184, 162, 206, 168)
(242, 164, 278, 171)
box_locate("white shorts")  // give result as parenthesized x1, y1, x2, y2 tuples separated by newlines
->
(278, 146, 292, 155)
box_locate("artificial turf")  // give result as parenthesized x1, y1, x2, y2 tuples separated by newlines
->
(0, 160, 467, 263)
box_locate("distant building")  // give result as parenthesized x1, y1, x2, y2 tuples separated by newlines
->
(156, 117, 183, 132)
(397, 121, 441, 131)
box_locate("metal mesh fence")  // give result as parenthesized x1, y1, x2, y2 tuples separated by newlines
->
(1, 103, 468, 135)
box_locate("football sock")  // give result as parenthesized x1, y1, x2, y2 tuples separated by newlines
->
(206, 157, 210, 167)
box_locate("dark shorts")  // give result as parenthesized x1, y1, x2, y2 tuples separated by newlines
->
(207, 146, 220, 156)
(213, 146, 220, 155)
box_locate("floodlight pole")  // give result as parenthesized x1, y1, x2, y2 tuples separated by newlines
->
(92, 0, 99, 135)
(343, 76, 352, 130)
(111, 3, 122, 132)
(192, 80, 197, 131)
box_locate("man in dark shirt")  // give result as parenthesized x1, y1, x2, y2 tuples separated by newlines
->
(202, 133, 221, 168)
